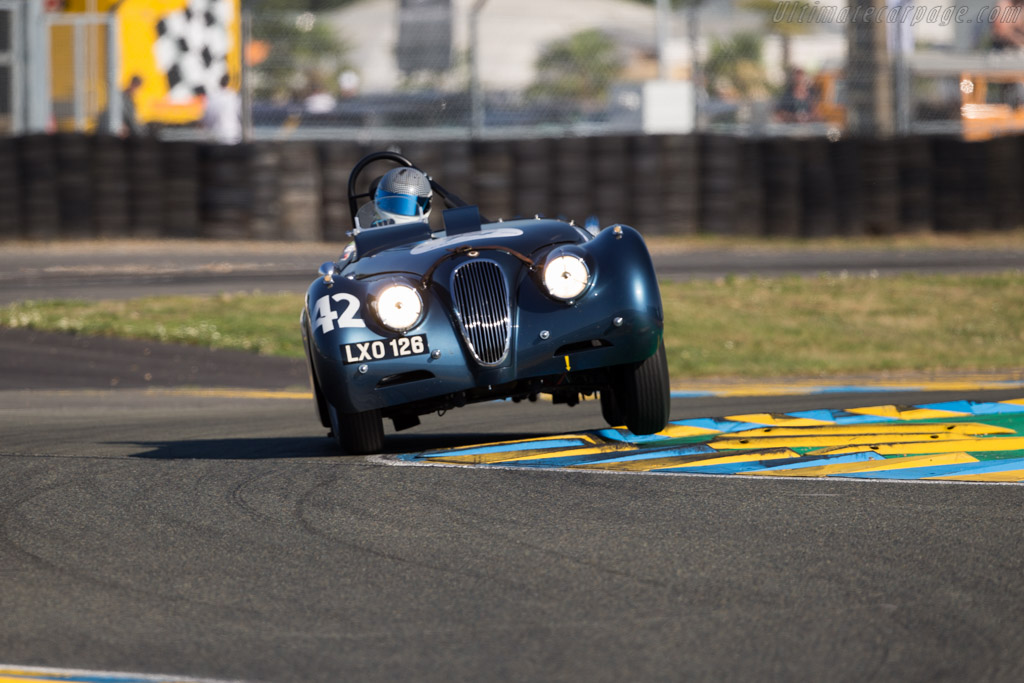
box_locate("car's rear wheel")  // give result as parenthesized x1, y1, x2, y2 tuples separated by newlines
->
(611, 339, 670, 435)
(328, 403, 385, 455)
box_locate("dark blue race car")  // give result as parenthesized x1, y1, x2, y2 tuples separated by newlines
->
(301, 151, 669, 454)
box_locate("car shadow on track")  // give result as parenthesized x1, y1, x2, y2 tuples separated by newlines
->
(124, 437, 338, 460)
(123, 432, 558, 460)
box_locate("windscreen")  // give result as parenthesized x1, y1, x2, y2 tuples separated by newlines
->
(355, 198, 426, 230)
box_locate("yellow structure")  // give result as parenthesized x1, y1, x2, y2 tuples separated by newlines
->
(811, 70, 846, 128)
(56, 0, 241, 127)
(958, 70, 1024, 141)
(793, 64, 1024, 140)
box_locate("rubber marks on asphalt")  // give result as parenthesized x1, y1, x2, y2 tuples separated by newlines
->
(0, 664, 237, 683)
(396, 399, 1024, 483)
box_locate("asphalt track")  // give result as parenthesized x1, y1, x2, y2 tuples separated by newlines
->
(2, 239, 1023, 303)
(1, 327, 1023, 682)
(2, 242, 1024, 682)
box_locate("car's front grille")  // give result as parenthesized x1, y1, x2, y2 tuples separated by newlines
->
(451, 260, 511, 365)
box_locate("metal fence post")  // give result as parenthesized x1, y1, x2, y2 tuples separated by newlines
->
(656, 0, 669, 80)
(73, 19, 87, 130)
(2, 0, 25, 134)
(688, 1, 703, 132)
(105, 7, 121, 135)
(893, 52, 911, 135)
(25, 0, 50, 132)
(241, 9, 252, 142)
(892, 19, 912, 135)
(469, 0, 487, 137)
(848, 0, 894, 135)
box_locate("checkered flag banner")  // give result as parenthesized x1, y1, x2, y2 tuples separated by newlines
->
(154, 0, 235, 101)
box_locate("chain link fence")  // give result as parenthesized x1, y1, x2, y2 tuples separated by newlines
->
(7, 1, 1024, 142)
(239, 1, 1012, 142)
(245, 2, 676, 140)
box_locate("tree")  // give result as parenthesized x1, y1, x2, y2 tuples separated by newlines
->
(250, 10, 352, 101)
(627, 0, 696, 7)
(244, 1, 359, 10)
(742, 0, 822, 73)
(528, 29, 625, 103)
(703, 33, 771, 100)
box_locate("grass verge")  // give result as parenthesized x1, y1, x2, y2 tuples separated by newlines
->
(0, 292, 303, 358)
(661, 272, 1023, 377)
(1, 272, 1022, 379)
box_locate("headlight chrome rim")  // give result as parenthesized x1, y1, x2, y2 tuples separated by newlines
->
(374, 283, 423, 332)
(542, 252, 591, 301)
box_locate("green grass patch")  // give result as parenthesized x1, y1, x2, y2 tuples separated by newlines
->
(0, 292, 305, 358)
(661, 272, 1024, 377)
(2, 272, 1022, 379)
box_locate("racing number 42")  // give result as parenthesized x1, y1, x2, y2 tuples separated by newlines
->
(314, 293, 365, 333)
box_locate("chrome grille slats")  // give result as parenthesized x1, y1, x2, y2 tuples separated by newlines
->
(451, 260, 511, 365)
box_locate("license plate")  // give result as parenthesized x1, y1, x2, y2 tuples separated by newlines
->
(342, 335, 429, 365)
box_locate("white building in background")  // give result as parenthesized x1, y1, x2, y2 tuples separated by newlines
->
(327, 0, 966, 94)
(328, 0, 659, 93)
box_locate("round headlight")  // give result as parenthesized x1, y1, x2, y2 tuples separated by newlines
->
(375, 284, 423, 331)
(543, 254, 590, 301)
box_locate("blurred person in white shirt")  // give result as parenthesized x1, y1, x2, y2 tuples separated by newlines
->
(303, 77, 337, 114)
(202, 74, 242, 144)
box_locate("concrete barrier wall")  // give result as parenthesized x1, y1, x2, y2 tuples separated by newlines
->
(1, 133, 1021, 241)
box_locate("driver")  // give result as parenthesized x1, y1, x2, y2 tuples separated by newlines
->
(373, 167, 433, 225)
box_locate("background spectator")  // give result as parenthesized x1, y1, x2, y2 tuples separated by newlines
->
(202, 74, 242, 144)
(775, 67, 816, 123)
(122, 74, 146, 136)
(990, 0, 1024, 49)
(303, 78, 337, 114)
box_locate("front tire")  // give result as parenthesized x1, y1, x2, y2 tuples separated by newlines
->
(600, 388, 624, 427)
(612, 339, 670, 435)
(328, 403, 385, 455)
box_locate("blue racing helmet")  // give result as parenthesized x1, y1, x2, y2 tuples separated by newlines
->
(374, 167, 433, 222)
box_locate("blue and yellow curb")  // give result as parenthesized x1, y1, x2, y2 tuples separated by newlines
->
(396, 398, 1024, 483)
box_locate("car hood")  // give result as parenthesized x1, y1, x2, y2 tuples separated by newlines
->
(343, 218, 586, 278)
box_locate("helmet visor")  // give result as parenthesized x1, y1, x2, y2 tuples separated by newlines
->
(376, 192, 426, 217)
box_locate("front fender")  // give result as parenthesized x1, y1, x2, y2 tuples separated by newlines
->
(508, 224, 663, 379)
(303, 274, 475, 413)
(586, 224, 663, 337)
(304, 275, 381, 413)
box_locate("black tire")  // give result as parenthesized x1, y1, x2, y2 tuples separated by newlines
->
(600, 389, 624, 428)
(302, 335, 331, 430)
(310, 369, 331, 429)
(613, 339, 670, 435)
(328, 403, 385, 455)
